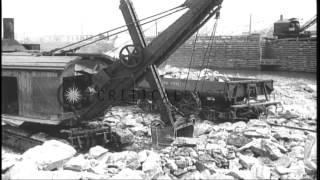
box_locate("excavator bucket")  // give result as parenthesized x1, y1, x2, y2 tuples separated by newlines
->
(174, 117, 195, 137)
(151, 117, 194, 147)
(176, 123, 194, 137)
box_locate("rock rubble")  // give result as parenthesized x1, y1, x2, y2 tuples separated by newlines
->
(1, 68, 317, 180)
(3, 114, 316, 180)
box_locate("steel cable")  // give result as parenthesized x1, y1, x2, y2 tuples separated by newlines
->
(50, 5, 186, 54)
(200, 18, 219, 90)
(193, 17, 218, 92)
(183, 30, 200, 91)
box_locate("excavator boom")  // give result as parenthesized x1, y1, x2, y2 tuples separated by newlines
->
(300, 15, 316, 32)
(79, 0, 223, 129)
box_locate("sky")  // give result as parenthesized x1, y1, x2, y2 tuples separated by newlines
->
(2, 0, 317, 40)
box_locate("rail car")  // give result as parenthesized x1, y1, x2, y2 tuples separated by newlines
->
(138, 77, 281, 121)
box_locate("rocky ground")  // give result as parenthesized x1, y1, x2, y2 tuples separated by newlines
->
(2, 67, 317, 180)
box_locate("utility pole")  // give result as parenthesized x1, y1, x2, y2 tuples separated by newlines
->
(249, 14, 252, 35)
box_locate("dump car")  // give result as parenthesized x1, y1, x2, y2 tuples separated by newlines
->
(138, 76, 280, 120)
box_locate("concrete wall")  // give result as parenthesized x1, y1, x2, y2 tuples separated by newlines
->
(264, 39, 317, 72)
(147, 34, 316, 73)
(156, 34, 263, 69)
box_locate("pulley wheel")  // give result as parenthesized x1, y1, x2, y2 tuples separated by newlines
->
(119, 45, 143, 68)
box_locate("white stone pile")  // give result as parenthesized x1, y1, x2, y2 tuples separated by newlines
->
(159, 65, 230, 82)
(2, 115, 316, 180)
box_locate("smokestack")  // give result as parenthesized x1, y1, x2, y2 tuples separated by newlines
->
(280, 15, 283, 21)
(3, 18, 14, 40)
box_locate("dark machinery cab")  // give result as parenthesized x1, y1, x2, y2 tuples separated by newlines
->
(1, 52, 112, 126)
(273, 18, 300, 38)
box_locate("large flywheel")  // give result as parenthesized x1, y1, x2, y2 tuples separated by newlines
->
(119, 44, 144, 68)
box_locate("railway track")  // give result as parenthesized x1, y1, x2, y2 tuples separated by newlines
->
(2, 121, 114, 152)
(2, 125, 45, 152)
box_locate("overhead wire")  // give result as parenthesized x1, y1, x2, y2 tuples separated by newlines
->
(59, 6, 187, 54)
(183, 30, 200, 91)
(200, 18, 219, 90)
(50, 5, 187, 54)
(193, 18, 218, 92)
(106, 14, 163, 55)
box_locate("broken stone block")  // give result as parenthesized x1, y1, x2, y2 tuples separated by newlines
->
(130, 125, 148, 136)
(272, 127, 291, 140)
(238, 138, 263, 152)
(290, 132, 306, 142)
(108, 167, 121, 174)
(2, 153, 21, 173)
(276, 166, 293, 175)
(246, 119, 269, 128)
(88, 145, 108, 159)
(270, 170, 281, 180)
(172, 137, 198, 147)
(107, 152, 128, 164)
(237, 153, 260, 169)
(219, 122, 233, 131)
(278, 110, 299, 120)
(193, 121, 213, 137)
(165, 159, 178, 172)
(63, 154, 89, 171)
(137, 150, 149, 163)
(81, 171, 111, 180)
(208, 130, 229, 141)
(142, 151, 163, 179)
(228, 158, 242, 171)
(206, 143, 223, 154)
(261, 139, 283, 160)
(185, 147, 198, 158)
(199, 169, 211, 180)
(186, 165, 197, 171)
(304, 134, 317, 174)
(50, 170, 83, 179)
(266, 105, 277, 116)
(274, 155, 292, 168)
(22, 140, 76, 170)
(272, 118, 287, 124)
(121, 115, 138, 127)
(287, 160, 307, 179)
(231, 121, 247, 132)
(198, 153, 215, 162)
(227, 132, 252, 148)
(114, 128, 135, 146)
(106, 151, 139, 170)
(180, 170, 201, 180)
(243, 127, 270, 138)
(173, 168, 188, 177)
(250, 164, 271, 179)
(125, 152, 140, 170)
(288, 145, 304, 159)
(227, 170, 255, 179)
(209, 173, 235, 180)
(211, 152, 229, 168)
(110, 168, 145, 179)
(5, 159, 39, 180)
(155, 173, 173, 180)
(175, 146, 198, 158)
(175, 156, 189, 169)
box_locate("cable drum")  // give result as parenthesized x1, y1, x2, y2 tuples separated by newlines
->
(119, 45, 144, 68)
